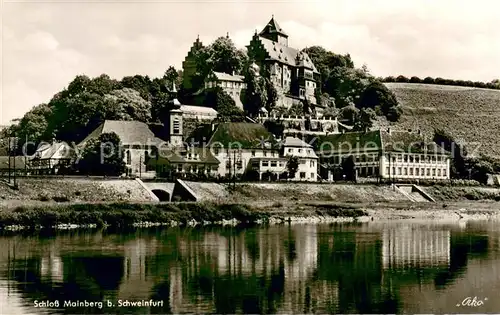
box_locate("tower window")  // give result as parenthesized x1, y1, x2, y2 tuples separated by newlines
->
(173, 118, 180, 134)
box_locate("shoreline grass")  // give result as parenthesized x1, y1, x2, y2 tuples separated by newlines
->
(0, 202, 368, 230)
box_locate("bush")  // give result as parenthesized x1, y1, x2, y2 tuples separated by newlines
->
(53, 196, 71, 202)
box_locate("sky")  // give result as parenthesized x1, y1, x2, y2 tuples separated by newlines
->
(1, 0, 499, 125)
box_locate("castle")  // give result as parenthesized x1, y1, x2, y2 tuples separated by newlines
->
(182, 16, 321, 110)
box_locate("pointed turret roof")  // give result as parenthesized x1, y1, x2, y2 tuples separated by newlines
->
(170, 81, 181, 107)
(259, 15, 288, 37)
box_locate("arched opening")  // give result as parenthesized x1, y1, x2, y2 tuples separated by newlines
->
(152, 189, 170, 202)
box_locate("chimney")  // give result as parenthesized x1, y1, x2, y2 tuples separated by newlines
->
(232, 71, 235, 76)
(387, 127, 391, 135)
(417, 129, 422, 135)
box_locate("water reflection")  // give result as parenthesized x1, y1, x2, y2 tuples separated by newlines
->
(0, 221, 499, 314)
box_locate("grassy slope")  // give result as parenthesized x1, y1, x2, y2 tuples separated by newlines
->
(382, 83, 500, 157)
(0, 178, 152, 207)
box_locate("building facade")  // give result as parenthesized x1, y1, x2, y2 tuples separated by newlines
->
(204, 71, 247, 110)
(189, 122, 318, 181)
(29, 141, 74, 174)
(246, 16, 321, 107)
(317, 129, 451, 182)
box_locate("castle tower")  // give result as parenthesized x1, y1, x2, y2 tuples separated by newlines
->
(258, 15, 288, 47)
(182, 36, 204, 91)
(169, 82, 183, 147)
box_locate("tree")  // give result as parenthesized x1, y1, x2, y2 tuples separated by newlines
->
(339, 106, 359, 126)
(341, 155, 356, 182)
(192, 36, 248, 91)
(470, 159, 493, 184)
(395, 75, 409, 83)
(357, 81, 401, 122)
(15, 103, 52, 149)
(433, 129, 468, 178)
(324, 67, 373, 108)
(265, 78, 278, 111)
(104, 88, 152, 122)
(302, 46, 354, 92)
(409, 76, 421, 83)
(423, 77, 435, 84)
(243, 63, 268, 116)
(163, 66, 183, 90)
(210, 88, 244, 122)
(286, 156, 299, 179)
(78, 132, 126, 176)
(121, 75, 153, 101)
(354, 108, 376, 132)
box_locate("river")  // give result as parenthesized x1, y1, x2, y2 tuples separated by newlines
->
(0, 220, 499, 314)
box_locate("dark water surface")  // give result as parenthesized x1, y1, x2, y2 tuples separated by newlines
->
(1, 220, 499, 314)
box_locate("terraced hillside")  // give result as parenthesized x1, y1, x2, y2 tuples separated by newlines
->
(382, 83, 500, 157)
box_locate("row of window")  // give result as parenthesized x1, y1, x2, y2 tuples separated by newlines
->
(205, 81, 246, 89)
(390, 154, 447, 164)
(386, 167, 448, 177)
(157, 164, 218, 173)
(259, 160, 283, 168)
(324, 154, 379, 164)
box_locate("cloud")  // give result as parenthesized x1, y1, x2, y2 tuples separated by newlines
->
(1, 0, 500, 124)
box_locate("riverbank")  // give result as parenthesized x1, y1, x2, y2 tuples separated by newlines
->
(1, 200, 499, 231)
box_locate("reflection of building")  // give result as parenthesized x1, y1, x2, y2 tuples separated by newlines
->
(382, 228, 451, 269)
(119, 238, 158, 299)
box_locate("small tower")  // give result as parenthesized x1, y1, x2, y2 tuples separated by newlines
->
(258, 15, 288, 47)
(182, 36, 204, 90)
(169, 82, 183, 147)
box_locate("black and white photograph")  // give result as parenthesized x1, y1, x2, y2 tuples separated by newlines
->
(1, 0, 500, 313)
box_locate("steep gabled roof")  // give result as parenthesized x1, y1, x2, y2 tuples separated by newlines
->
(180, 105, 218, 116)
(381, 130, 449, 155)
(317, 129, 449, 155)
(33, 142, 74, 160)
(211, 71, 245, 82)
(318, 130, 382, 154)
(251, 36, 319, 73)
(78, 120, 165, 147)
(188, 122, 278, 149)
(281, 136, 312, 148)
(259, 16, 288, 37)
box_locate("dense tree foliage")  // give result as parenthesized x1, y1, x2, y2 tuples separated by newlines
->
(7, 68, 182, 148)
(77, 132, 126, 176)
(190, 36, 248, 92)
(383, 75, 500, 90)
(243, 64, 269, 116)
(286, 156, 299, 179)
(357, 81, 402, 122)
(341, 155, 356, 182)
(206, 87, 244, 122)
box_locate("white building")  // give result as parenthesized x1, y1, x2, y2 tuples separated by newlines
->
(317, 129, 451, 182)
(29, 141, 74, 174)
(179, 105, 218, 121)
(189, 122, 318, 181)
(204, 71, 247, 110)
(78, 120, 166, 176)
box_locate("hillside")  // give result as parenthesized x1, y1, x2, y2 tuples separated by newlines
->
(382, 83, 500, 157)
